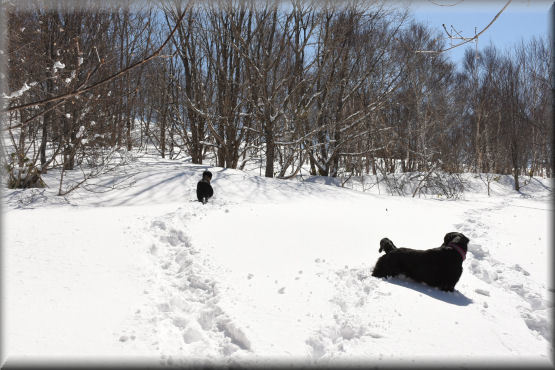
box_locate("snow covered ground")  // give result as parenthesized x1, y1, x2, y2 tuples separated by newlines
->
(2, 153, 553, 367)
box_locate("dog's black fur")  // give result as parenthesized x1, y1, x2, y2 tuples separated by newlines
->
(196, 171, 213, 204)
(371, 232, 469, 292)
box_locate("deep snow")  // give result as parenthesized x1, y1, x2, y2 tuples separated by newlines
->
(2, 152, 553, 367)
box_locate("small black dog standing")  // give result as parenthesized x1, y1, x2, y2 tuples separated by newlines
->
(197, 170, 214, 204)
(371, 232, 469, 292)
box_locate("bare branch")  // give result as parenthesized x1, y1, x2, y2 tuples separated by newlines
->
(3, 9, 189, 114)
(414, 0, 512, 54)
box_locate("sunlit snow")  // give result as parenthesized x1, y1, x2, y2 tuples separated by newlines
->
(2, 152, 552, 367)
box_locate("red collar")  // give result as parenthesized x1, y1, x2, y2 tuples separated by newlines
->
(448, 243, 466, 261)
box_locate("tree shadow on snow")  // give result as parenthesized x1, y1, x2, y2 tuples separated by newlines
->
(384, 276, 473, 306)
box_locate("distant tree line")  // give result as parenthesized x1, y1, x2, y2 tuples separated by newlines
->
(1, 0, 552, 194)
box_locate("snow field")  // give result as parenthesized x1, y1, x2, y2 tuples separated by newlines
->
(2, 154, 552, 366)
(187, 196, 551, 365)
(3, 205, 165, 363)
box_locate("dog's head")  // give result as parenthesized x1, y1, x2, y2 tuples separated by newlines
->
(443, 232, 469, 251)
(379, 238, 396, 254)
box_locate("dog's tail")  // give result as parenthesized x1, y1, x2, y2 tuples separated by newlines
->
(379, 238, 397, 254)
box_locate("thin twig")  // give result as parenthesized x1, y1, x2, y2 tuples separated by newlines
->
(414, 0, 512, 54)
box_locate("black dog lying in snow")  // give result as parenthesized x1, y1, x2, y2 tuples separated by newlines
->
(371, 232, 469, 292)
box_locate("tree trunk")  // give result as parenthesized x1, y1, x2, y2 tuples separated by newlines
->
(40, 110, 49, 173)
(264, 123, 275, 178)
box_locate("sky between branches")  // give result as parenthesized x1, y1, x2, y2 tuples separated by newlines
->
(407, 0, 552, 68)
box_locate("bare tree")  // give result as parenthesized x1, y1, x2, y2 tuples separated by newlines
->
(2, 0, 551, 196)
(1, 1, 180, 192)
(304, 3, 406, 177)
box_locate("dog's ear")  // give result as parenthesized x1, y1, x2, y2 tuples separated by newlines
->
(443, 232, 459, 245)
(379, 238, 395, 253)
(458, 233, 470, 246)
(379, 238, 388, 253)
(450, 233, 470, 250)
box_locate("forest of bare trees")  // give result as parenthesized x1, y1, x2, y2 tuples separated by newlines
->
(1, 0, 552, 196)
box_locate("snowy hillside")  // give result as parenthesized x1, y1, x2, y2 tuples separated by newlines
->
(2, 153, 552, 367)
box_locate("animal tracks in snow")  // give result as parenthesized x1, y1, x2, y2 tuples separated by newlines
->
(117, 195, 549, 363)
(304, 196, 550, 361)
(305, 268, 390, 361)
(457, 200, 552, 342)
(121, 204, 252, 365)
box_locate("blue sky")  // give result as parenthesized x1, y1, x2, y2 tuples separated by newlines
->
(406, 0, 553, 68)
